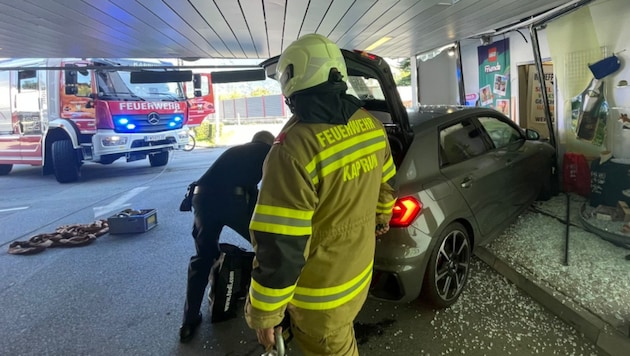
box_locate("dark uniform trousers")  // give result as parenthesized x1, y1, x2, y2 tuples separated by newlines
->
(183, 186, 254, 323)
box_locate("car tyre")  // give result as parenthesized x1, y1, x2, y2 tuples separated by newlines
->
(149, 151, 169, 167)
(52, 140, 80, 183)
(422, 222, 471, 308)
(0, 164, 12, 175)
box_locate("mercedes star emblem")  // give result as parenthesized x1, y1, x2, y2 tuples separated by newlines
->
(147, 112, 160, 125)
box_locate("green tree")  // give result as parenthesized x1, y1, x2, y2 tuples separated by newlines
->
(396, 58, 411, 86)
(219, 91, 245, 100)
(250, 87, 271, 97)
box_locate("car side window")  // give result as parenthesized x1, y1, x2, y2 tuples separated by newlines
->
(478, 116, 523, 149)
(440, 119, 487, 166)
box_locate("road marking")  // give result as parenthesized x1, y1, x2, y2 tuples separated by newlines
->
(93, 187, 148, 219)
(0, 206, 29, 213)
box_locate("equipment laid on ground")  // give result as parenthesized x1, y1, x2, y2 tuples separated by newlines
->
(208, 243, 254, 323)
(7, 219, 109, 255)
(107, 209, 158, 234)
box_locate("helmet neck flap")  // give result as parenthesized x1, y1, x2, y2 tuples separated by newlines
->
(288, 81, 363, 125)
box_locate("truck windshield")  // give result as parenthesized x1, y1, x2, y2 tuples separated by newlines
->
(96, 70, 185, 101)
(119, 71, 185, 101)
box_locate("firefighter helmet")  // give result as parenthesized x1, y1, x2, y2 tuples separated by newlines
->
(276, 34, 347, 98)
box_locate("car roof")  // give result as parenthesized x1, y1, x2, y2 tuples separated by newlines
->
(409, 105, 509, 128)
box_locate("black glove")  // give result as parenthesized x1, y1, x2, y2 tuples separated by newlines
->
(179, 181, 197, 212)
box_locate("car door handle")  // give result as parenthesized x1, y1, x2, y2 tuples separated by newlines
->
(505, 158, 513, 167)
(461, 176, 473, 188)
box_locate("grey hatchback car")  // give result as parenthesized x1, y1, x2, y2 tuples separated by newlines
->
(370, 105, 556, 308)
(260, 50, 557, 309)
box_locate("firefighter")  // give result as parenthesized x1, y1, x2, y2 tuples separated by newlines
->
(245, 34, 397, 355)
(179, 130, 275, 343)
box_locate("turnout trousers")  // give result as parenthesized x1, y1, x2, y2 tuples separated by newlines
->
(183, 191, 253, 323)
(287, 285, 368, 356)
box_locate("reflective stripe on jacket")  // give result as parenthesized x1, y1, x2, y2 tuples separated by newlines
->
(246, 108, 397, 328)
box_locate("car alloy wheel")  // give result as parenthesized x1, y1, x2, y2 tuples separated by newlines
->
(423, 222, 471, 308)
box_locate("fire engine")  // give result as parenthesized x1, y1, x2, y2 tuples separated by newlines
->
(0, 58, 213, 183)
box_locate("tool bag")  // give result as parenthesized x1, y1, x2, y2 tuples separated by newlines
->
(209, 243, 254, 323)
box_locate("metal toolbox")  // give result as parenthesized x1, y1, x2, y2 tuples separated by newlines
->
(107, 209, 158, 234)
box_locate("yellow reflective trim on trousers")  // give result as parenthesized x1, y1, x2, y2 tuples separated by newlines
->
(306, 130, 387, 185)
(249, 204, 314, 236)
(250, 279, 296, 312)
(382, 156, 396, 183)
(289, 262, 373, 310)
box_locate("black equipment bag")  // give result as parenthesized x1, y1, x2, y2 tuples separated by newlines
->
(209, 243, 255, 323)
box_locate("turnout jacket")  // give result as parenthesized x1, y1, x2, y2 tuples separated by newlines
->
(245, 108, 397, 330)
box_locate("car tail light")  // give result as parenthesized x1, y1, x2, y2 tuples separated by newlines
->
(389, 196, 422, 228)
(353, 49, 377, 60)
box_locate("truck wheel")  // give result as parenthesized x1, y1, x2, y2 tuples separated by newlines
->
(0, 164, 12, 175)
(52, 140, 80, 183)
(149, 151, 169, 167)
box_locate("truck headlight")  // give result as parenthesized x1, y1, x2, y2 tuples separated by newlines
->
(102, 136, 128, 146)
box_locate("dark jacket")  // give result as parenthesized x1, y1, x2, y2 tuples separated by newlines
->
(196, 141, 272, 199)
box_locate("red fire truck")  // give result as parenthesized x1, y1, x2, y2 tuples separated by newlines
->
(0, 58, 213, 183)
(185, 73, 215, 126)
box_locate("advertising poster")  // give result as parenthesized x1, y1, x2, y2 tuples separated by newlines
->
(526, 64, 555, 138)
(477, 38, 511, 116)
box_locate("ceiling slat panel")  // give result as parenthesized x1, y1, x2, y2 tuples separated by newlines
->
(213, 0, 259, 57)
(106, 0, 197, 54)
(338, 0, 437, 51)
(238, 0, 270, 58)
(381, 0, 565, 57)
(0, 2, 139, 57)
(299, 0, 333, 36)
(160, 0, 225, 57)
(351, 0, 453, 51)
(263, 0, 287, 56)
(134, 0, 226, 57)
(160, 0, 227, 57)
(73, 0, 193, 55)
(30, 0, 136, 46)
(373, 0, 490, 56)
(334, 0, 399, 49)
(188, 0, 244, 58)
(326, 0, 379, 44)
(315, 0, 355, 38)
(81, 0, 194, 56)
(283, 0, 310, 46)
(395, 0, 513, 40)
(0, 0, 578, 59)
